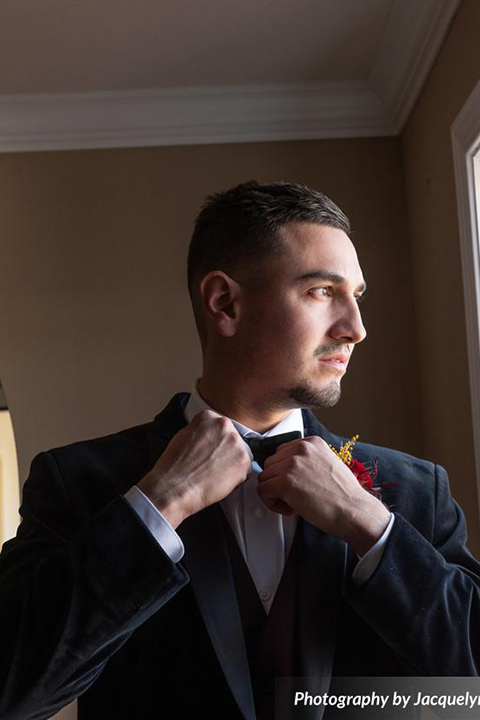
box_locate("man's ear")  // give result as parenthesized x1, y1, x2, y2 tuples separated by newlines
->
(199, 271, 241, 338)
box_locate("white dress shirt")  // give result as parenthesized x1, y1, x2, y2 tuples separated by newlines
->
(125, 385, 394, 612)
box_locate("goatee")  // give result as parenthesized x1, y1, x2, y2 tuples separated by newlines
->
(286, 380, 341, 409)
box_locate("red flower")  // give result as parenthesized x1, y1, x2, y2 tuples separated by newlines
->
(330, 436, 383, 499)
(348, 456, 373, 490)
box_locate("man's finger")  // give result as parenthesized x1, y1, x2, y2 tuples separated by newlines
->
(257, 480, 293, 515)
(274, 438, 305, 454)
(265, 499, 294, 515)
(261, 439, 304, 470)
(258, 458, 290, 481)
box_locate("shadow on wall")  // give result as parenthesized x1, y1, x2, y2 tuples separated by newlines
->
(0, 383, 20, 547)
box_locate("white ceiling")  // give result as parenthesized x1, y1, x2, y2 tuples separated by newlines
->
(0, 0, 461, 152)
(0, 0, 392, 93)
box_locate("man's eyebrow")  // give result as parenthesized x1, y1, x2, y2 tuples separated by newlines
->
(296, 270, 367, 293)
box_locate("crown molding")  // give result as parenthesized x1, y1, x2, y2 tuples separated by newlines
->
(0, 0, 461, 152)
(370, 0, 461, 133)
(0, 82, 391, 153)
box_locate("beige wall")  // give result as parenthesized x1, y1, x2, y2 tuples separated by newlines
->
(402, 0, 480, 554)
(0, 137, 421, 486)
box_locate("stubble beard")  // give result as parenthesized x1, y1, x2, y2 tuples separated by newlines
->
(285, 378, 342, 409)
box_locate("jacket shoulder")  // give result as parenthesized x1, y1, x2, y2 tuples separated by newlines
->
(21, 420, 157, 527)
(43, 391, 190, 480)
(352, 438, 436, 475)
(49, 418, 155, 472)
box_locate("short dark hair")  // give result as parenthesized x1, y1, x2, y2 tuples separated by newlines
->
(187, 180, 350, 340)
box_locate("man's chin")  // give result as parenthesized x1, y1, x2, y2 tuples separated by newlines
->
(285, 381, 341, 409)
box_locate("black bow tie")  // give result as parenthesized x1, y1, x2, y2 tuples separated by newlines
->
(245, 431, 302, 468)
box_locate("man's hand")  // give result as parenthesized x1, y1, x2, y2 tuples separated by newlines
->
(258, 436, 390, 556)
(137, 410, 251, 528)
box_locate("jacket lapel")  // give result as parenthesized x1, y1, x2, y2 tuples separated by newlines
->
(296, 521, 347, 715)
(147, 393, 256, 720)
(296, 410, 349, 714)
(147, 392, 190, 462)
(179, 507, 256, 720)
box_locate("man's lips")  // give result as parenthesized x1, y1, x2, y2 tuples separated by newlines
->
(318, 353, 350, 372)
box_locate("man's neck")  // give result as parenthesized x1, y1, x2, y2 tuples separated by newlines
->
(197, 378, 295, 434)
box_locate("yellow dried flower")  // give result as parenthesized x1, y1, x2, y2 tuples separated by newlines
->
(329, 434, 359, 466)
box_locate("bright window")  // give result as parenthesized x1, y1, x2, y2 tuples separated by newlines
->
(0, 389, 19, 546)
(452, 79, 480, 511)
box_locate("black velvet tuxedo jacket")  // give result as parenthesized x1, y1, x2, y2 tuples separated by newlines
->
(1, 392, 480, 720)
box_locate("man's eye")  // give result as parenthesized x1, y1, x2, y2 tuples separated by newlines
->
(310, 287, 330, 298)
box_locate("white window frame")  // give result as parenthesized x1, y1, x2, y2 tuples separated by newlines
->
(452, 78, 480, 514)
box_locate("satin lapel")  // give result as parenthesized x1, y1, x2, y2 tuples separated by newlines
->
(301, 407, 372, 577)
(147, 394, 255, 720)
(301, 408, 343, 447)
(297, 410, 349, 720)
(147, 392, 190, 465)
(178, 507, 256, 720)
(298, 520, 346, 677)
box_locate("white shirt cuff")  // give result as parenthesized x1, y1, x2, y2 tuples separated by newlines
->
(124, 485, 185, 564)
(352, 512, 395, 586)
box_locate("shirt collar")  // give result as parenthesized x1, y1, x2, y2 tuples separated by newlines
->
(184, 380, 304, 439)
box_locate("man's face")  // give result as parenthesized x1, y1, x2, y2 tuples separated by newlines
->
(237, 222, 367, 410)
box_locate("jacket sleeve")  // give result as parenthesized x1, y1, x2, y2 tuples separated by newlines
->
(0, 451, 189, 720)
(345, 463, 480, 675)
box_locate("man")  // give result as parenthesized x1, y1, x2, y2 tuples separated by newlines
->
(0, 181, 479, 720)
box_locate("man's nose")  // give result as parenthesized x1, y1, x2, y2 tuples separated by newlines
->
(330, 300, 367, 344)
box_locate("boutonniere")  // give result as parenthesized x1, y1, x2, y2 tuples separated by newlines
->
(330, 435, 382, 499)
